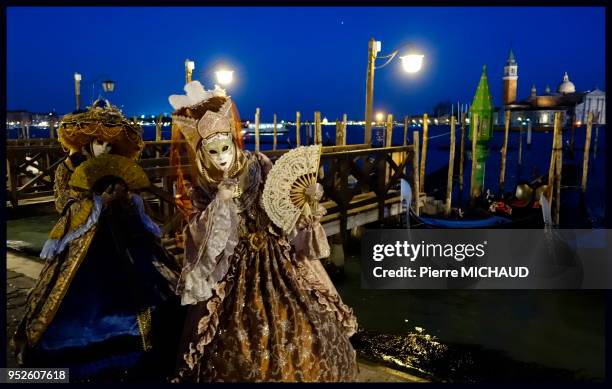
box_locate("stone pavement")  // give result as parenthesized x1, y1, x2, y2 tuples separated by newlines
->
(5, 251, 424, 382)
(6, 268, 38, 368)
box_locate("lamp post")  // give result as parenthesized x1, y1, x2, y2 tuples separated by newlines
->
(184, 59, 235, 87)
(74, 72, 82, 111)
(102, 80, 115, 93)
(185, 59, 195, 84)
(364, 37, 424, 145)
(87, 76, 116, 105)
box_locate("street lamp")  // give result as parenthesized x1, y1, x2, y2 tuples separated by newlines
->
(88, 75, 116, 104)
(185, 59, 195, 84)
(74, 72, 82, 111)
(364, 37, 424, 145)
(400, 53, 425, 73)
(102, 80, 115, 93)
(215, 69, 234, 86)
(184, 59, 235, 88)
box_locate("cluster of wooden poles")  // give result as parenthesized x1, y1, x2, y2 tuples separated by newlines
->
(413, 112, 470, 217)
(251, 109, 351, 151)
(152, 106, 596, 226)
(542, 111, 596, 226)
(412, 109, 597, 224)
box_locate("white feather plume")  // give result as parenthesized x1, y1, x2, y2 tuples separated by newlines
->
(168, 81, 228, 111)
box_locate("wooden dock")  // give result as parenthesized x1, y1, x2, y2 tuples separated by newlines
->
(6, 139, 413, 240)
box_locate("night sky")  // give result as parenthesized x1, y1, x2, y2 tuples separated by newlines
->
(7, 6, 605, 121)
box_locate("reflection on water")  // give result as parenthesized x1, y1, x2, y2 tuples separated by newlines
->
(336, 256, 605, 382)
(6, 214, 58, 254)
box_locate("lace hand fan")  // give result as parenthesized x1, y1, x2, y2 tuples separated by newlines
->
(262, 144, 322, 233)
(69, 153, 151, 191)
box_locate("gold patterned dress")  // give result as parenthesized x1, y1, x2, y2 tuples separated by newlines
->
(174, 150, 358, 382)
(12, 154, 183, 382)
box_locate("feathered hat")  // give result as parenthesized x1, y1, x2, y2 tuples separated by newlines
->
(169, 81, 240, 152)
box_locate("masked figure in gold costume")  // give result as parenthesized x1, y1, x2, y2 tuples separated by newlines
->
(12, 99, 182, 382)
(168, 82, 358, 382)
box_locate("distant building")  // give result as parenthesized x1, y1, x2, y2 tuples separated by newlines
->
(502, 49, 518, 105)
(575, 88, 606, 125)
(6, 110, 60, 138)
(7, 110, 59, 126)
(6, 110, 32, 126)
(496, 50, 605, 126)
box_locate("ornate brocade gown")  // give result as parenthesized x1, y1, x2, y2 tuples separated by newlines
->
(174, 151, 358, 382)
(12, 157, 183, 382)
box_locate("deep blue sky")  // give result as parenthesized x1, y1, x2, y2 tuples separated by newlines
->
(7, 6, 605, 121)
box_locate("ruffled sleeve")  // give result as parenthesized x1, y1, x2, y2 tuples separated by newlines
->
(40, 195, 103, 260)
(177, 187, 240, 305)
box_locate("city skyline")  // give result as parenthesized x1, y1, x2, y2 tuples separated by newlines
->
(7, 6, 606, 120)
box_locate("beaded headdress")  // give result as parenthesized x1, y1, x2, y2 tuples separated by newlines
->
(58, 99, 144, 160)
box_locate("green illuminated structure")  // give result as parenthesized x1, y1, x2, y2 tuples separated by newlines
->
(469, 65, 494, 193)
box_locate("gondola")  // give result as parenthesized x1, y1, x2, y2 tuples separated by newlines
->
(409, 206, 544, 229)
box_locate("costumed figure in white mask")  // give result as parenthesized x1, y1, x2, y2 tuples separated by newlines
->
(12, 99, 183, 382)
(169, 81, 358, 382)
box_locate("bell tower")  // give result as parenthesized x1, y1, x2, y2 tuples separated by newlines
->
(503, 48, 518, 105)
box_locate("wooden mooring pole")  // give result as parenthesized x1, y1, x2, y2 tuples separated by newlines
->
(444, 116, 456, 216)
(384, 114, 394, 183)
(548, 113, 560, 190)
(518, 124, 523, 165)
(295, 111, 301, 147)
(255, 108, 261, 152)
(459, 112, 466, 191)
(403, 116, 409, 146)
(419, 113, 429, 192)
(273, 113, 278, 150)
(581, 112, 593, 192)
(314, 111, 322, 145)
(384, 114, 393, 147)
(470, 114, 480, 200)
(336, 114, 347, 146)
(413, 130, 420, 216)
(499, 110, 510, 193)
(155, 113, 163, 158)
(342, 114, 348, 145)
(554, 124, 563, 226)
(49, 117, 55, 139)
(547, 112, 563, 226)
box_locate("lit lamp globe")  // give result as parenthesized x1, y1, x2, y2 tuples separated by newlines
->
(400, 53, 424, 73)
(215, 69, 234, 86)
(375, 112, 385, 122)
(102, 80, 115, 93)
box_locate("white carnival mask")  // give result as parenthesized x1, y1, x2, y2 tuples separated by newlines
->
(201, 133, 234, 172)
(91, 139, 112, 157)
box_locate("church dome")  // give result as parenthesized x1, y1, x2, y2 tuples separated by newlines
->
(557, 72, 576, 94)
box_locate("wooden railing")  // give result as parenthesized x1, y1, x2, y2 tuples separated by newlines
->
(6, 139, 413, 239)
